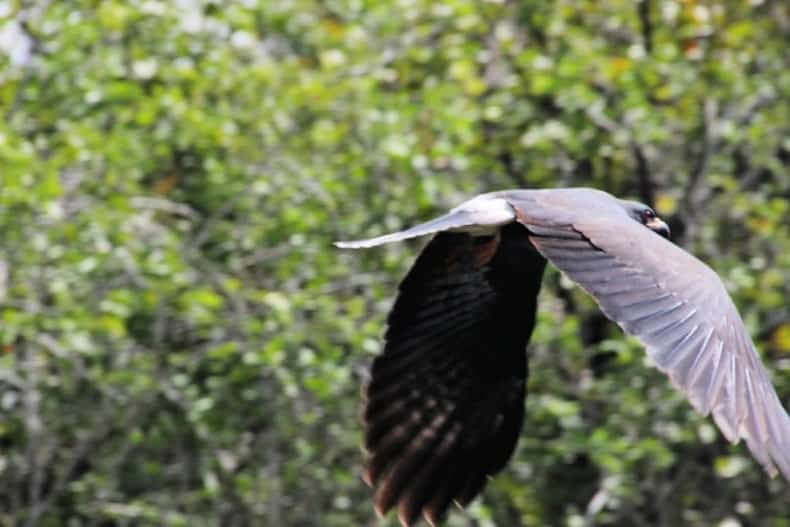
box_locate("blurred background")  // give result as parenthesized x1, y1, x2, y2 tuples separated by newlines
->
(0, 0, 789, 525)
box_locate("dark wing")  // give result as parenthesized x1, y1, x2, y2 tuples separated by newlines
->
(522, 216, 790, 480)
(363, 223, 546, 526)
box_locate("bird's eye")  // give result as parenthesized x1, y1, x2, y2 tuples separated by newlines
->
(642, 209, 655, 223)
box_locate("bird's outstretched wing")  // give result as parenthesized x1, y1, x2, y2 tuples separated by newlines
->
(362, 224, 545, 526)
(335, 196, 515, 249)
(521, 215, 790, 480)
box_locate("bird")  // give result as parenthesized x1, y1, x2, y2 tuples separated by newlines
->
(335, 187, 790, 527)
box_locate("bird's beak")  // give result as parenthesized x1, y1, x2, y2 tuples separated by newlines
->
(647, 217, 671, 239)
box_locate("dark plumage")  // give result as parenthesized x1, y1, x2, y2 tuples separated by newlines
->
(337, 188, 790, 526)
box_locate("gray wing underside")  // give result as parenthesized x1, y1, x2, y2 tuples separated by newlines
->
(525, 217, 790, 480)
(335, 197, 515, 249)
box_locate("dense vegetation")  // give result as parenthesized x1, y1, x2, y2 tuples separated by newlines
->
(0, 1, 789, 525)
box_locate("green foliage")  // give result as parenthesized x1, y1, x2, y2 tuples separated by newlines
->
(0, 0, 789, 525)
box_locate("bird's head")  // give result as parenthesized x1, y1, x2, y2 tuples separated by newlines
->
(620, 200, 671, 239)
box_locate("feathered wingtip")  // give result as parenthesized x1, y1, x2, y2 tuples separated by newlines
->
(334, 212, 466, 249)
(334, 231, 420, 249)
(335, 197, 516, 249)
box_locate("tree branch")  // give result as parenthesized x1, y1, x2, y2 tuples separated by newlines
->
(638, 0, 654, 55)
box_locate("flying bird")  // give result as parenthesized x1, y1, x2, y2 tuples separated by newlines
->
(336, 187, 790, 526)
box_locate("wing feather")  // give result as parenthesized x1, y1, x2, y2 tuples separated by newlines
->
(524, 216, 790, 481)
(335, 197, 515, 248)
(361, 226, 546, 525)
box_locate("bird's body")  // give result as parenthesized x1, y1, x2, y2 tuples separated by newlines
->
(336, 188, 790, 527)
